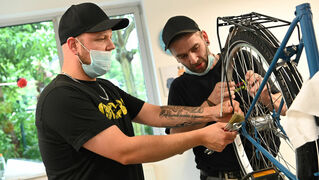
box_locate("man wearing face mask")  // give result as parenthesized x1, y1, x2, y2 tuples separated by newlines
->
(35, 3, 241, 180)
(162, 16, 286, 180)
(162, 16, 243, 180)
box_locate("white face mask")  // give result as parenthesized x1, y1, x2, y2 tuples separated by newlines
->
(76, 38, 112, 78)
(185, 54, 216, 76)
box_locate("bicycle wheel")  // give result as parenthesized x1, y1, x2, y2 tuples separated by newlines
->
(223, 30, 301, 178)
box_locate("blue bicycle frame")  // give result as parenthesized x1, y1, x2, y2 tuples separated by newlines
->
(241, 3, 319, 180)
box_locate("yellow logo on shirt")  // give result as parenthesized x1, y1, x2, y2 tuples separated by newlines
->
(98, 98, 127, 120)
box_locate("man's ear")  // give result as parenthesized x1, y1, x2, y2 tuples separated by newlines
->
(67, 37, 79, 55)
(201, 30, 210, 45)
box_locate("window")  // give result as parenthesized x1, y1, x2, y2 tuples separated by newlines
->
(105, 12, 154, 135)
(0, 3, 160, 167)
(0, 21, 60, 161)
(104, 5, 162, 135)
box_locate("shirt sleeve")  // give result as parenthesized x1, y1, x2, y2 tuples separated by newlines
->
(166, 79, 186, 134)
(42, 86, 114, 151)
(168, 80, 185, 106)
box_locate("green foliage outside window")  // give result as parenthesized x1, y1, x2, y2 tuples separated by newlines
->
(106, 14, 153, 136)
(0, 22, 59, 161)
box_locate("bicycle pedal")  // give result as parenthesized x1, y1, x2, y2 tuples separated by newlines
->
(242, 167, 283, 180)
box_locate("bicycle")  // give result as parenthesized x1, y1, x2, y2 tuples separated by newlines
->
(216, 3, 319, 180)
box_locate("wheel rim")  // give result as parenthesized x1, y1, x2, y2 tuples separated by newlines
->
(224, 41, 296, 177)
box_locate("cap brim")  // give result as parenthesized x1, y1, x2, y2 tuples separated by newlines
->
(86, 18, 129, 33)
(164, 29, 198, 50)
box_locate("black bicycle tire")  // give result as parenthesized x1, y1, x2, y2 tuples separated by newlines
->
(224, 30, 301, 177)
(228, 30, 297, 106)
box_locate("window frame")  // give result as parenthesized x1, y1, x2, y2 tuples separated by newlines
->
(103, 3, 161, 105)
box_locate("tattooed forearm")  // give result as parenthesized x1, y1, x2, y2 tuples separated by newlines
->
(159, 106, 205, 128)
(159, 106, 203, 118)
(160, 106, 203, 115)
(165, 122, 202, 128)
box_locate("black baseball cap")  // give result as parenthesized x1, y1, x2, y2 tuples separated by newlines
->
(162, 16, 200, 50)
(58, 2, 129, 45)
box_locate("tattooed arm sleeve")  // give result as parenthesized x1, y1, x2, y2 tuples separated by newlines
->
(133, 103, 217, 128)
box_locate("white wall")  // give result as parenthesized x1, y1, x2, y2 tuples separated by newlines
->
(1, 0, 319, 180)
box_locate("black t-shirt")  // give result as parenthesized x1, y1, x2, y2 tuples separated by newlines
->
(167, 58, 241, 172)
(36, 74, 145, 180)
(167, 53, 280, 173)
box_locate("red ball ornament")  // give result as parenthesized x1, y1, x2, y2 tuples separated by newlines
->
(17, 78, 27, 88)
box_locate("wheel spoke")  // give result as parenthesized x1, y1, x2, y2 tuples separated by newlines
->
(225, 40, 296, 177)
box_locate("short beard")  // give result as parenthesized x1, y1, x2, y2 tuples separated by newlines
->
(188, 47, 210, 73)
(78, 51, 91, 65)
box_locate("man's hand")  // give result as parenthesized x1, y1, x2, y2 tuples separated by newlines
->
(201, 122, 237, 152)
(245, 70, 286, 115)
(207, 82, 236, 105)
(213, 100, 243, 123)
(245, 70, 269, 100)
